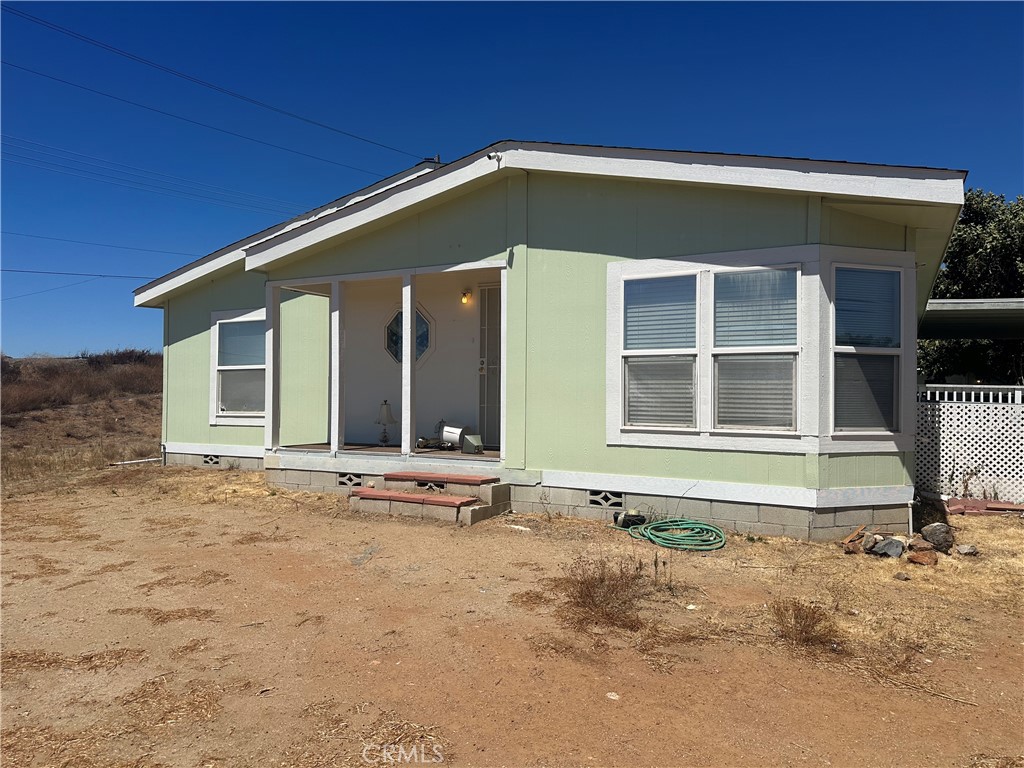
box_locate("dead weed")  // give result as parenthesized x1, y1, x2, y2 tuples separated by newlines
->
(2, 647, 148, 675)
(136, 570, 230, 593)
(555, 554, 652, 631)
(109, 607, 218, 624)
(768, 597, 845, 653)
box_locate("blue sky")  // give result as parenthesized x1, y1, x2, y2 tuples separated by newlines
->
(2, 1, 1021, 357)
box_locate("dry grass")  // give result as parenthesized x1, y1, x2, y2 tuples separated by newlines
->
(2, 647, 148, 674)
(508, 589, 556, 609)
(0, 725, 163, 768)
(136, 570, 230, 594)
(89, 560, 137, 575)
(360, 709, 453, 764)
(109, 607, 218, 624)
(170, 638, 209, 660)
(7, 554, 71, 580)
(965, 755, 1024, 768)
(119, 675, 247, 728)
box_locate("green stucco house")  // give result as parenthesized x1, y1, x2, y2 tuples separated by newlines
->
(134, 140, 966, 539)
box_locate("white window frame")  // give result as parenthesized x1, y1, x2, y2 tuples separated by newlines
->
(709, 264, 801, 435)
(619, 270, 700, 431)
(210, 308, 266, 426)
(830, 263, 904, 436)
(384, 302, 435, 367)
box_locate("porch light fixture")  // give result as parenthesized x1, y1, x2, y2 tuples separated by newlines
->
(375, 399, 398, 446)
(461, 290, 472, 304)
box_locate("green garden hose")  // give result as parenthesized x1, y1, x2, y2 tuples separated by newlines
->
(614, 518, 726, 551)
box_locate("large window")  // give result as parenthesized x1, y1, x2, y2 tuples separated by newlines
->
(621, 274, 697, 427)
(833, 266, 901, 432)
(713, 268, 798, 430)
(211, 309, 265, 423)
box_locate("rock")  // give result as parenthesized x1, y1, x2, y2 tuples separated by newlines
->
(870, 537, 906, 558)
(844, 540, 863, 555)
(861, 534, 878, 553)
(892, 535, 910, 548)
(908, 537, 934, 552)
(908, 550, 938, 566)
(956, 544, 979, 556)
(893, 572, 911, 581)
(921, 522, 954, 554)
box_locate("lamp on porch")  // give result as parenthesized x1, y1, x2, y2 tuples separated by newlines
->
(375, 400, 398, 447)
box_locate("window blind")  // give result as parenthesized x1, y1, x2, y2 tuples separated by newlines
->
(714, 354, 795, 429)
(834, 354, 897, 431)
(714, 269, 797, 347)
(624, 275, 696, 350)
(835, 268, 900, 348)
(625, 356, 695, 426)
(219, 321, 265, 366)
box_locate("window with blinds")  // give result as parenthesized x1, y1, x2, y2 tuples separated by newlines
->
(621, 274, 697, 427)
(833, 267, 901, 432)
(712, 267, 798, 430)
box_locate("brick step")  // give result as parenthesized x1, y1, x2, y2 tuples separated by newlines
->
(350, 487, 507, 526)
(352, 488, 479, 507)
(382, 471, 500, 486)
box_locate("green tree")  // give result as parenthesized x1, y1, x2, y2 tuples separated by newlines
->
(918, 189, 1024, 384)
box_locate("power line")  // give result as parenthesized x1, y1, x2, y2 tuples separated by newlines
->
(1, 276, 101, 302)
(3, 153, 299, 216)
(4, 139, 301, 217)
(3, 61, 387, 178)
(1, 231, 200, 257)
(4, 135, 312, 210)
(3, 5, 425, 160)
(2, 268, 157, 279)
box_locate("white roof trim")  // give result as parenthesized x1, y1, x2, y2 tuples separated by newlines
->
(138, 140, 966, 304)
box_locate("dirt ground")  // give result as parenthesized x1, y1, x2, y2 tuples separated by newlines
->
(2, 465, 1022, 768)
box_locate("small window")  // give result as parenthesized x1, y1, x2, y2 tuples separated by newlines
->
(833, 267, 902, 433)
(386, 309, 430, 363)
(211, 310, 265, 423)
(621, 274, 697, 428)
(713, 268, 798, 431)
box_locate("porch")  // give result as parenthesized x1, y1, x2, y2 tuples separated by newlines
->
(263, 262, 507, 473)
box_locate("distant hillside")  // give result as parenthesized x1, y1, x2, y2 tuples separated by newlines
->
(1, 349, 162, 414)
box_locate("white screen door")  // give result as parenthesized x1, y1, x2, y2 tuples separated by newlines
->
(478, 283, 501, 449)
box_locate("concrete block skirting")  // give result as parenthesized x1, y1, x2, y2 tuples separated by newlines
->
(507, 483, 911, 541)
(165, 453, 263, 471)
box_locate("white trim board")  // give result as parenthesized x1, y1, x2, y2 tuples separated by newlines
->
(164, 442, 264, 458)
(540, 469, 913, 509)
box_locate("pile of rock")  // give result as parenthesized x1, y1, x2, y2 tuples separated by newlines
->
(841, 522, 978, 567)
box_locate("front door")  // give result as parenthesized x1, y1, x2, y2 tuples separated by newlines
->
(478, 283, 501, 449)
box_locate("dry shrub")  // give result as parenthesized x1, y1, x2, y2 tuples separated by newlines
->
(109, 607, 218, 624)
(769, 598, 845, 652)
(555, 554, 652, 631)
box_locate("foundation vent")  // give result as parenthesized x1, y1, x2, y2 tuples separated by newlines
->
(588, 490, 624, 509)
(202, 455, 220, 466)
(337, 473, 362, 488)
(417, 480, 446, 491)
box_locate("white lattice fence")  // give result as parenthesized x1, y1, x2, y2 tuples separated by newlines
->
(916, 386, 1024, 502)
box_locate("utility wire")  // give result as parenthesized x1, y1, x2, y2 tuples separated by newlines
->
(3, 153, 299, 216)
(1, 276, 101, 302)
(4, 135, 312, 210)
(1, 231, 200, 257)
(3, 143, 300, 216)
(3, 5, 424, 160)
(3, 61, 387, 178)
(2, 268, 157, 279)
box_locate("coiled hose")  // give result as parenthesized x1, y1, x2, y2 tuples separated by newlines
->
(615, 518, 726, 551)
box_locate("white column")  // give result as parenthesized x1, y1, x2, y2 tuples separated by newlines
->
(499, 267, 508, 460)
(401, 274, 416, 455)
(264, 284, 281, 451)
(329, 280, 345, 453)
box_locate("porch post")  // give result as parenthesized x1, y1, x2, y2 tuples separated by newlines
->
(329, 280, 345, 453)
(264, 284, 281, 451)
(401, 273, 416, 455)
(499, 267, 508, 461)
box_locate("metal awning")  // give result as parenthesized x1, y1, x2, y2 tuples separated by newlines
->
(919, 298, 1024, 340)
